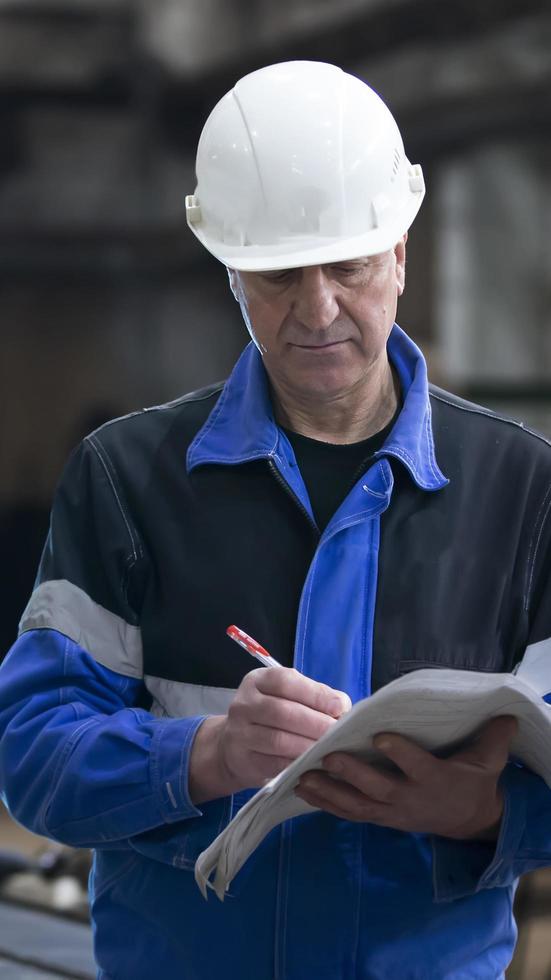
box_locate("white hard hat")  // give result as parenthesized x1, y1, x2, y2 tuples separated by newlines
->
(185, 61, 425, 271)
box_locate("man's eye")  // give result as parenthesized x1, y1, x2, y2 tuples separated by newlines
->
(263, 271, 293, 284)
(333, 266, 363, 277)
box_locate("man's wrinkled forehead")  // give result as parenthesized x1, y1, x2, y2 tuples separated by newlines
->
(228, 251, 395, 277)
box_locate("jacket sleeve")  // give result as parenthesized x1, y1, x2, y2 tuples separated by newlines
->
(432, 762, 551, 902)
(0, 436, 231, 860)
(432, 480, 551, 902)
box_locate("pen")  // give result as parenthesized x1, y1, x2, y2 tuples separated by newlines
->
(226, 625, 283, 669)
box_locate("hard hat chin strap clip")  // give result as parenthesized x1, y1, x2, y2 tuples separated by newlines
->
(186, 195, 202, 224)
(408, 165, 425, 195)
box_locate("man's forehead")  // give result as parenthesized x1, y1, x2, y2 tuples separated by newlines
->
(235, 253, 391, 276)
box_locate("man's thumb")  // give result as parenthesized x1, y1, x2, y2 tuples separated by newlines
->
(464, 715, 518, 769)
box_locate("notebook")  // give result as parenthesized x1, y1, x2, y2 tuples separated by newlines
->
(195, 664, 551, 900)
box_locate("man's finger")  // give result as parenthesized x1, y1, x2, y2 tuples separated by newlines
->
(372, 733, 437, 781)
(322, 753, 403, 803)
(254, 667, 351, 718)
(297, 770, 389, 823)
(459, 715, 518, 770)
(247, 693, 340, 741)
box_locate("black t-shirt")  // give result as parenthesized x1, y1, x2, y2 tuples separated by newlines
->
(282, 410, 398, 532)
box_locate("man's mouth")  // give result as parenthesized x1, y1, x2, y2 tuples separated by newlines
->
(291, 340, 347, 350)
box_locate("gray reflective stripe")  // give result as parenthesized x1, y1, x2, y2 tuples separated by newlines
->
(145, 675, 236, 718)
(514, 638, 551, 697)
(19, 579, 143, 679)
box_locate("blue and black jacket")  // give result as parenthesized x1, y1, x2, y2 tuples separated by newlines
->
(1, 325, 551, 979)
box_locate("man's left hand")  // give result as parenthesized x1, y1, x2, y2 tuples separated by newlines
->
(295, 715, 518, 841)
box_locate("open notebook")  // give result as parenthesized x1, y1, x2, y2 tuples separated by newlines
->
(195, 661, 551, 900)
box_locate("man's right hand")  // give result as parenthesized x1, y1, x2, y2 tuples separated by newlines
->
(188, 667, 351, 805)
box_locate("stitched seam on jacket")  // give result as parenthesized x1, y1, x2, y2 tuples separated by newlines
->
(89, 385, 224, 437)
(425, 407, 443, 483)
(121, 553, 136, 609)
(92, 853, 137, 902)
(189, 379, 278, 466)
(187, 378, 235, 461)
(363, 486, 387, 499)
(193, 448, 278, 466)
(379, 459, 391, 492)
(42, 714, 101, 834)
(381, 444, 434, 488)
(59, 632, 136, 700)
(524, 482, 551, 612)
(361, 522, 372, 700)
(178, 722, 198, 816)
(295, 550, 320, 674)
(479, 775, 517, 890)
(323, 509, 388, 539)
(275, 821, 292, 980)
(429, 390, 551, 449)
(86, 435, 142, 564)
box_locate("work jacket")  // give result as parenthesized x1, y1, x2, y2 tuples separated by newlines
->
(1, 325, 551, 979)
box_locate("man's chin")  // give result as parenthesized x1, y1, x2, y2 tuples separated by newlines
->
(285, 370, 359, 401)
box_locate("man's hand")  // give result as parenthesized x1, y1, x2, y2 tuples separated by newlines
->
(188, 667, 351, 805)
(295, 716, 518, 841)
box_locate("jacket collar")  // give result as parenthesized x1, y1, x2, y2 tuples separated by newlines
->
(373, 324, 448, 490)
(187, 324, 448, 491)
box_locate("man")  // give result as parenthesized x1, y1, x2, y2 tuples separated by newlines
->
(1, 61, 551, 979)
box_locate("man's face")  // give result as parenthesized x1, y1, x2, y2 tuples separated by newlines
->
(228, 239, 406, 401)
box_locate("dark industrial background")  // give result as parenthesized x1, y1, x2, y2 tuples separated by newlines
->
(0, 2, 550, 977)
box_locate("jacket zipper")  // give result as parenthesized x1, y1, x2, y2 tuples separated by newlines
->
(267, 458, 320, 537)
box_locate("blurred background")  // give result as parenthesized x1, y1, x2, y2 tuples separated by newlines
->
(0, 1, 550, 976)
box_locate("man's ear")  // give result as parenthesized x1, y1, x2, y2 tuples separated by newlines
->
(395, 233, 407, 296)
(227, 267, 240, 301)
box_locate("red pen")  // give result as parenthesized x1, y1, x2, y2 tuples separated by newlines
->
(226, 625, 283, 669)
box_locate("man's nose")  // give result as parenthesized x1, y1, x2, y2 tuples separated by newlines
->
(291, 267, 340, 329)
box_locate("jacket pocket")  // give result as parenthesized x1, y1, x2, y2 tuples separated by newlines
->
(92, 850, 139, 902)
(398, 655, 502, 677)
